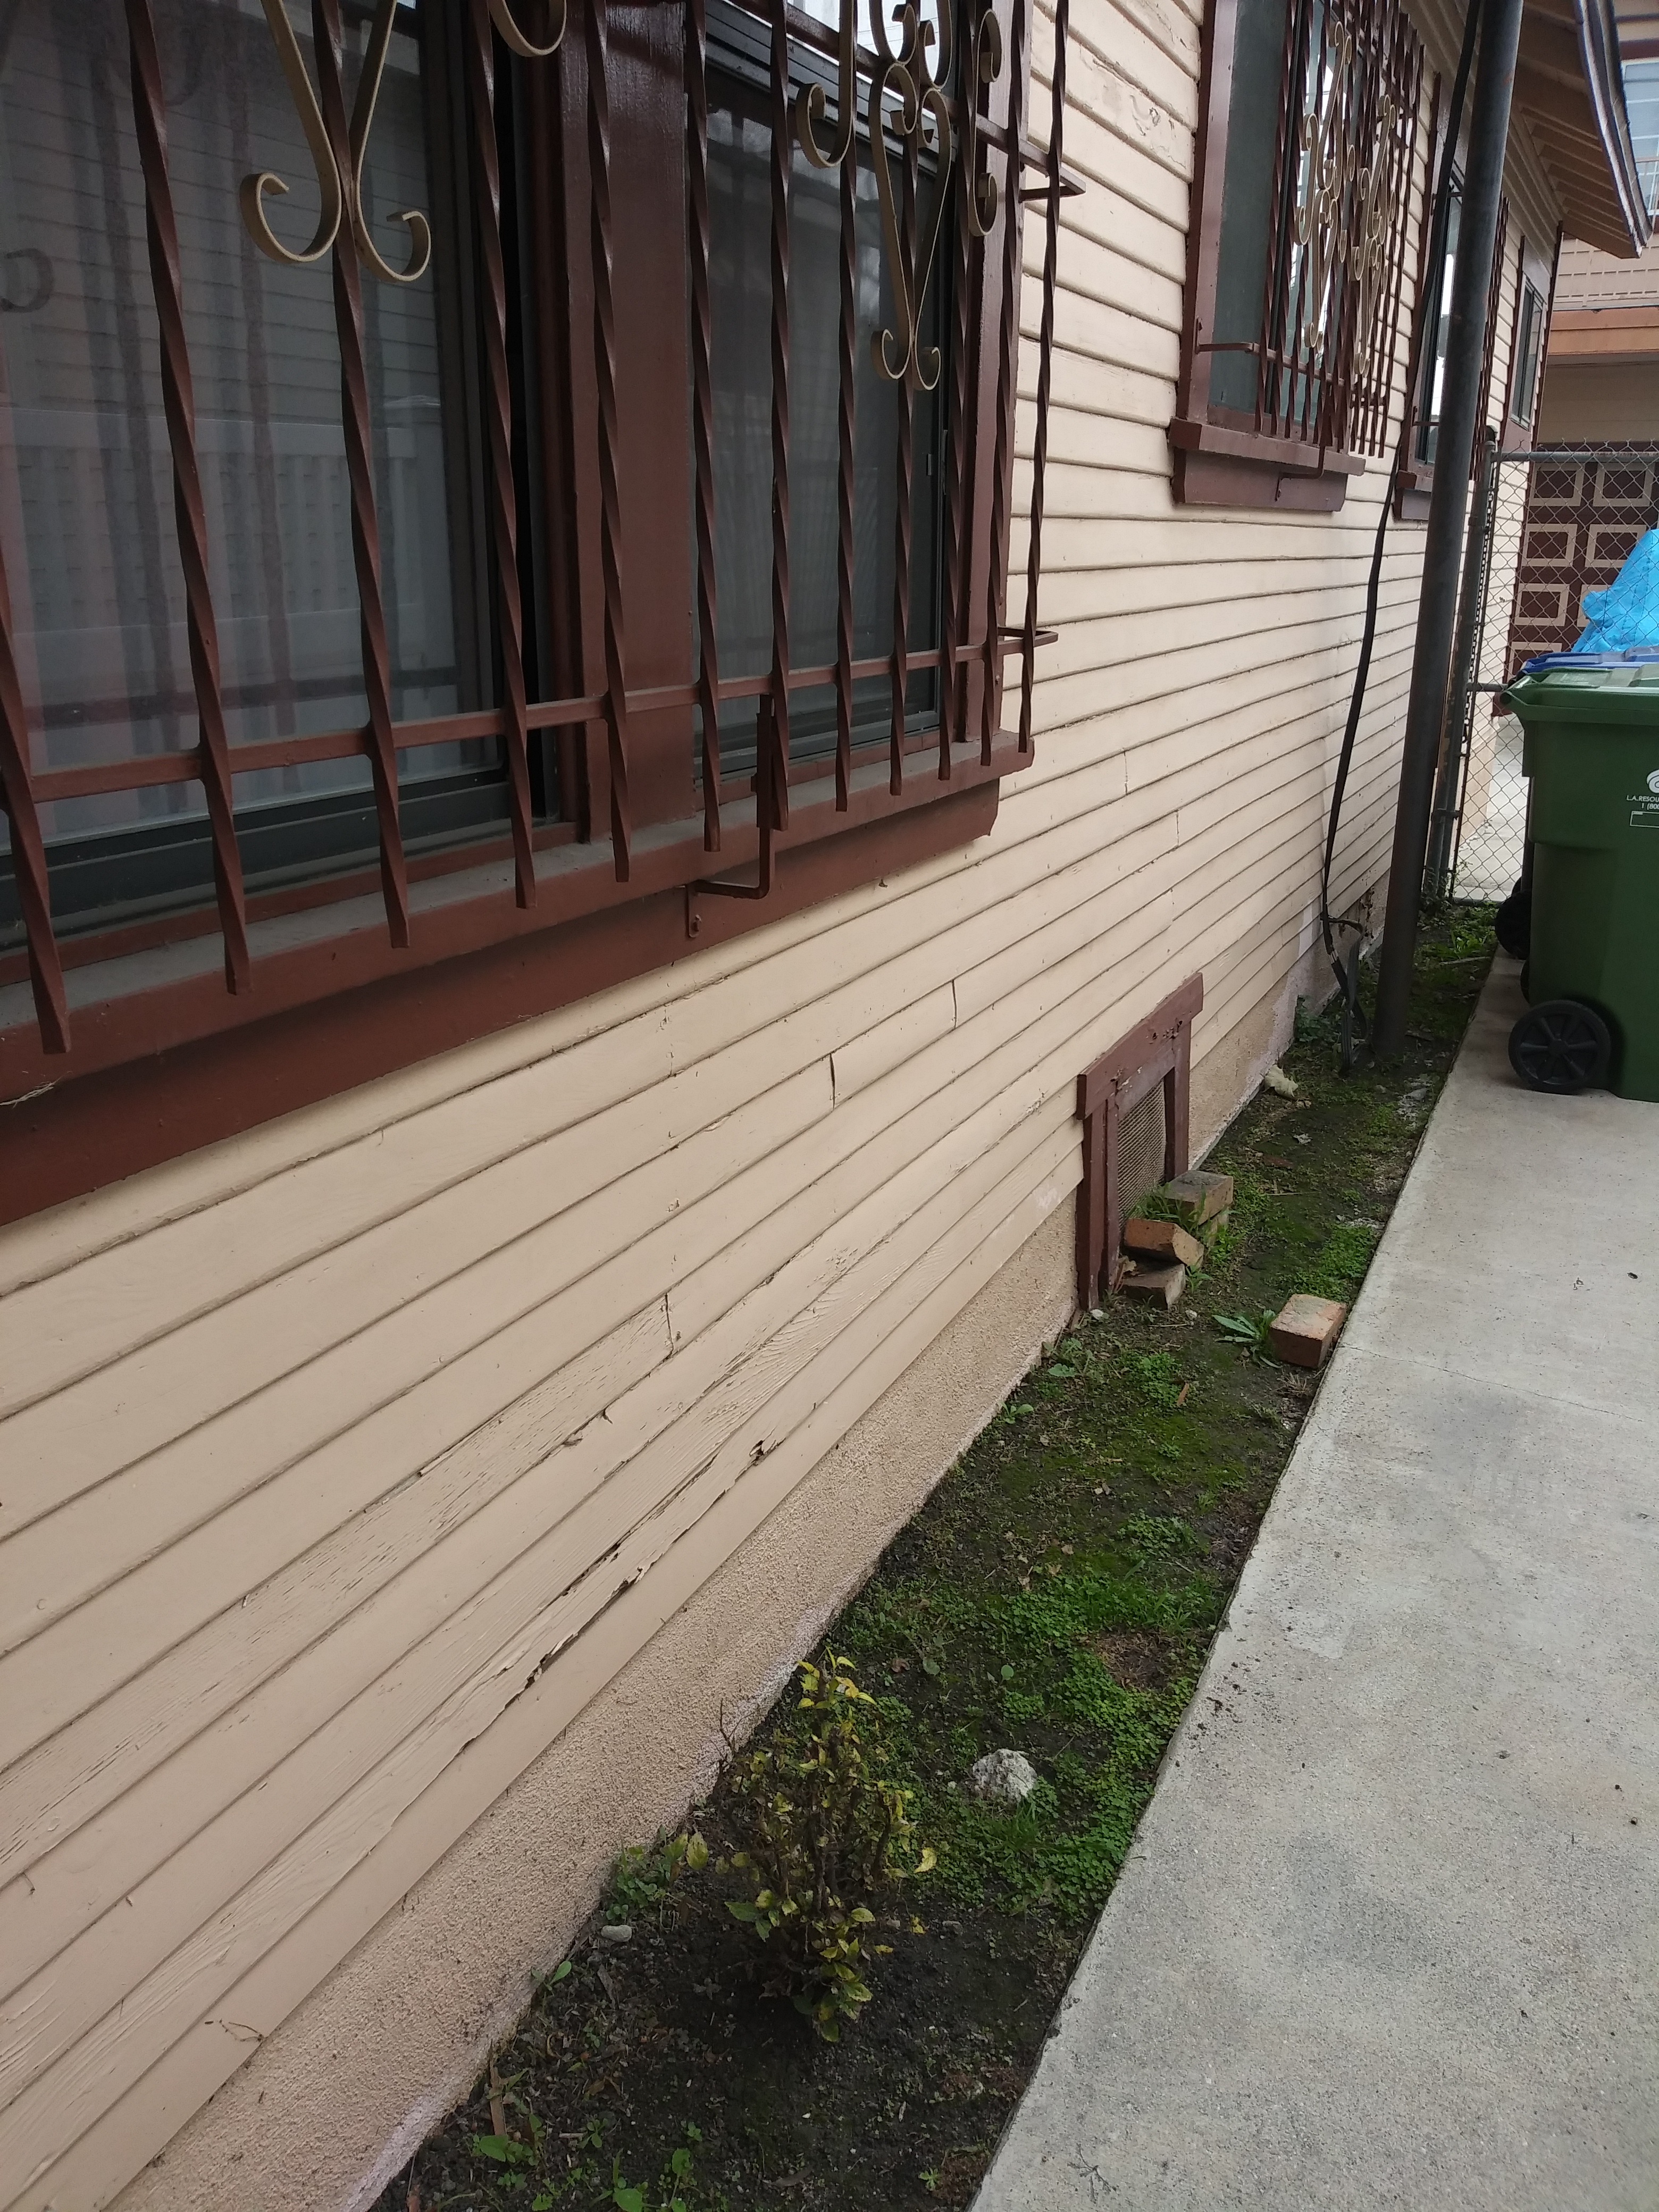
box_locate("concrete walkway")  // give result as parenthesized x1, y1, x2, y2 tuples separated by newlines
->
(976, 961, 1659, 2212)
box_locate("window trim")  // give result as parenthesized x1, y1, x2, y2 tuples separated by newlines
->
(0, 0, 1073, 1213)
(0, 774, 999, 1226)
(1501, 229, 1558, 445)
(1399, 196, 1545, 517)
(1169, 0, 1424, 510)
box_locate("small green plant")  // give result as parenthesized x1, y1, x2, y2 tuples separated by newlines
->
(1120, 1513, 1200, 1563)
(1214, 1308, 1276, 1356)
(1126, 1350, 1183, 1409)
(721, 1651, 934, 2040)
(1122, 1183, 1192, 1226)
(1296, 1219, 1379, 1302)
(606, 1826, 709, 1923)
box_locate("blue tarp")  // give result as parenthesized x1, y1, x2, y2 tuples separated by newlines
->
(1572, 527, 1659, 654)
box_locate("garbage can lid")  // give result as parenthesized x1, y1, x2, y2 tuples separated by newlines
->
(1506, 657, 1659, 725)
(1521, 647, 1659, 672)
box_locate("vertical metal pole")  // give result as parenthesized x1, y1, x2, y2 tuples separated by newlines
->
(1373, 0, 1522, 1055)
(1426, 423, 1497, 896)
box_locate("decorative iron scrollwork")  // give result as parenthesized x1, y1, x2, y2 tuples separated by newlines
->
(794, 0, 856, 167)
(242, 0, 566, 281)
(786, 0, 1003, 388)
(348, 0, 432, 282)
(240, 0, 345, 267)
(485, 0, 566, 60)
(1292, 18, 1400, 363)
(963, 7, 1002, 239)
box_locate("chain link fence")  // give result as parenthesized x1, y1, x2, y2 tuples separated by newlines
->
(1431, 441, 1659, 902)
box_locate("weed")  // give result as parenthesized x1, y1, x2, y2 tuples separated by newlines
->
(1120, 1513, 1201, 1564)
(1126, 1350, 1184, 1408)
(1295, 1220, 1380, 1302)
(718, 1653, 934, 2040)
(1214, 1309, 1276, 1354)
(606, 1828, 709, 1926)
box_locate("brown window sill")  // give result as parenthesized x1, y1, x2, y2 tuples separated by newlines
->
(0, 744, 1021, 1226)
(1167, 417, 1367, 511)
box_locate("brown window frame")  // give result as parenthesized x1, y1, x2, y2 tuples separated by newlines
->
(1398, 195, 1543, 518)
(1170, 0, 1423, 510)
(0, 0, 1077, 1222)
(1501, 229, 1557, 446)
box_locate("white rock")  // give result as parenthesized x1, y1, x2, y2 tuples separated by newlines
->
(968, 1748, 1038, 1805)
(598, 1923, 633, 1945)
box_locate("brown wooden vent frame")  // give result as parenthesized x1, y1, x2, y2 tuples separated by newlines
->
(1076, 972, 1203, 1307)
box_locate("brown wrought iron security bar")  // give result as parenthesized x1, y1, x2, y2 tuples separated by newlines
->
(1171, 0, 1421, 504)
(0, 0, 1077, 1060)
(1241, 0, 1421, 458)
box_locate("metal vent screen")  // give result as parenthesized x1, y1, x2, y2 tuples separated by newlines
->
(1116, 1084, 1167, 1219)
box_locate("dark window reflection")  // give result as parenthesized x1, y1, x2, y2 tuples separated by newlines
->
(0, 0, 498, 936)
(702, 39, 943, 781)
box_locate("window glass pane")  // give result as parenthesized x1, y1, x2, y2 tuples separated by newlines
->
(1511, 279, 1541, 426)
(702, 52, 942, 781)
(1208, 0, 1289, 413)
(0, 0, 496, 936)
(1418, 182, 1460, 463)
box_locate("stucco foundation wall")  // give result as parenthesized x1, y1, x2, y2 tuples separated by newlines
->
(0, 0, 1565, 2198)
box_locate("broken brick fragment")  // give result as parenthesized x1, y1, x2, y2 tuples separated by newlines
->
(1120, 1259, 1187, 1308)
(1123, 1215, 1204, 1268)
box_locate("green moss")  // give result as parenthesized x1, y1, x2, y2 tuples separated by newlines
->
(1295, 1219, 1381, 1302)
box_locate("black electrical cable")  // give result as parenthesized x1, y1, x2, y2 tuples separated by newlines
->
(1319, 0, 1484, 1068)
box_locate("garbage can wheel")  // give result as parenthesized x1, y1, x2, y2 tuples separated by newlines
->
(1508, 999, 1612, 1094)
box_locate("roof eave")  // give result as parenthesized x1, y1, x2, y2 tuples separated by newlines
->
(1516, 0, 1652, 255)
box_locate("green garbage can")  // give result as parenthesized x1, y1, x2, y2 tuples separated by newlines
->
(1503, 660, 1659, 1101)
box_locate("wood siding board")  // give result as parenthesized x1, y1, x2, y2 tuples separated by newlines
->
(1, 1099, 1073, 2105)
(1046, 0, 1201, 124)
(4, 864, 1183, 1913)
(0, 1051, 834, 1605)
(0, 1135, 1077, 2205)
(6, 1157, 1074, 2212)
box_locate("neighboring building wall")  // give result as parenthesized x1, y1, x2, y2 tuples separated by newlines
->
(1552, 228, 1659, 306)
(1539, 229, 1659, 435)
(1540, 352, 1659, 438)
(0, 8, 1561, 2212)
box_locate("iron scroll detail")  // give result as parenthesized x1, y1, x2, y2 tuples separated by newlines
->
(241, 0, 567, 282)
(790, 0, 1004, 391)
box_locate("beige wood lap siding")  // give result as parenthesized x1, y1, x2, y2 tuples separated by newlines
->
(0, 1, 1563, 2204)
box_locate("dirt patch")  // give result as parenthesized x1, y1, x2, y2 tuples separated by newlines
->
(1087, 1628, 1182, 1691)
(377, 911, 1495, 2212)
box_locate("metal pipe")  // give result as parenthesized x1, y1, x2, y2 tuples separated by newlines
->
(1372, 0, 1523, 1055)
(1426, 423, 1498, 896)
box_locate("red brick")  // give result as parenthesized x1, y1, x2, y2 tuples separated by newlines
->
(1123, 1216, 1204, 1268)
(1162, 1170, 1234, 1227)
(1269, 1294, 1347, 1369)
(1120, 1259, 1187, 1308)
